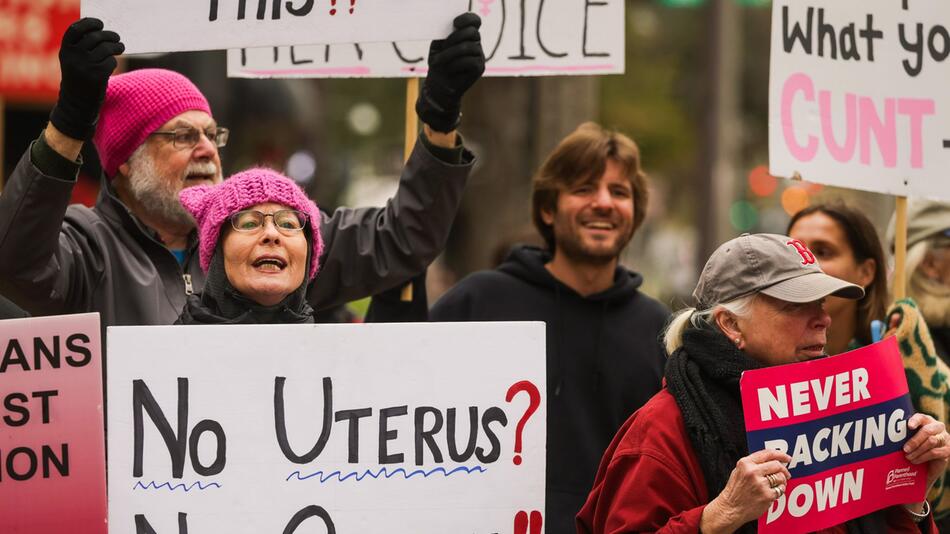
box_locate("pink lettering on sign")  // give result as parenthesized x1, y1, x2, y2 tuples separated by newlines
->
(781, 72, 935, 169)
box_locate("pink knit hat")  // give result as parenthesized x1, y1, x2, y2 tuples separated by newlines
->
(178, 168, 324, 280)
(93, 69, 212, 178)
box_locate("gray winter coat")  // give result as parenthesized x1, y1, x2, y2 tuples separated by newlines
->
(0, 136, 472, 327)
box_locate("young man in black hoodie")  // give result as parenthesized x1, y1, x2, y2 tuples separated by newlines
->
(430, 122, 669, 534)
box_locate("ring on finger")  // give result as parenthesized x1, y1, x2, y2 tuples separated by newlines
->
(766, 473, 779, 488)
(774, 485, 785, 498)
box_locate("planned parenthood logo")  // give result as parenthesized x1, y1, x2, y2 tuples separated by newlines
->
(885, 467, 919, 491)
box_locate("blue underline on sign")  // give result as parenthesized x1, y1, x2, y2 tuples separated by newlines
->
(286, 465, 488, 484)
(133, 480, 222, 492)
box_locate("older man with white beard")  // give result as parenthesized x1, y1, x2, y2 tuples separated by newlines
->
(0, 16, 484, 327)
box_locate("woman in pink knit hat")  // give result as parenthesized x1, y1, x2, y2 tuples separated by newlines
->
(175, 168, 324, 324)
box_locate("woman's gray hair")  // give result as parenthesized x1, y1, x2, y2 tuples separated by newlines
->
(663, 294, 758, 355)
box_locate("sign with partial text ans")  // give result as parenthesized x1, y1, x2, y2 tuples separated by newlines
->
(81, 0, 466, 54)
(0, 312, 105, 534)
(769, 0, 950, 201)
(108, 321, 546, 533)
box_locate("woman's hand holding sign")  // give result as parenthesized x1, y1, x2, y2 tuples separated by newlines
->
(700, 449, 792, 534)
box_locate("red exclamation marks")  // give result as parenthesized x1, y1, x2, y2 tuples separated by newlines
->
(349, 0, 356, 14)
(329, 0, 337, 15)
(513, 511, 542, 534)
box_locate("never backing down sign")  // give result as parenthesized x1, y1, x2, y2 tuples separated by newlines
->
(740, 338, 926, 533)
(107, 321, 545, 533)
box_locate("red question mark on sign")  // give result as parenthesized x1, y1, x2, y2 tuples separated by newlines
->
(506, 380, 541, 466)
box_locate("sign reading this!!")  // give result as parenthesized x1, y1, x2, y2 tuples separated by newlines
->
(0, 313, 105, 534)
(740, 337, 926, 533)
(107, 321, 546, 533)
(769, 0, 950, 201)
(82, 0, 467, 54)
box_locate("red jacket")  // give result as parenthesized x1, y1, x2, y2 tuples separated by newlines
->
(576, 388, 934, 534)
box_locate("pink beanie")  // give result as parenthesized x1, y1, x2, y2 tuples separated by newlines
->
(93, 69, 212, 178)
(178, 168, 324, 281)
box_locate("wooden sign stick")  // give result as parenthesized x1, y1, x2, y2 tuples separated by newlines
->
(893, 196, 908, 300)
(401, 78, 420, 303)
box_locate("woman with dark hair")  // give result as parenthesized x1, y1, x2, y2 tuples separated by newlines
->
(790, 201, 950, 526)
(787, 202, 887, 353)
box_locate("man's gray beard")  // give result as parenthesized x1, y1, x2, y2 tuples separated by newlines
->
(125, 148, 216, 229)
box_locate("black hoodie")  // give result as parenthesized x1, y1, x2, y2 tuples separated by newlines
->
(431, 246, 670, 534)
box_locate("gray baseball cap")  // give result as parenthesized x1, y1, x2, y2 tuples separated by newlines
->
(692, 233, 865, 308)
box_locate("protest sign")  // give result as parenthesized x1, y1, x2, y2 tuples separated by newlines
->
(81, 0, 467, 55)
(107, 321, 546, 533)
(0, 0, 79, 102)
(769, 0, 950, 202)
(226, 0, 624, 78)
(0, 312, 105, 534)
(740, 337, 925, 533)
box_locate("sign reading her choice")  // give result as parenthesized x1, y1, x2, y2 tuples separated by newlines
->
(740, 337, 925, 533)
(0, 313, 105, 534)
(769, 0, 950, 201)
(107, 322, 545, 533)
(81, 0, 466, 54)
(227, 0, 624, 78)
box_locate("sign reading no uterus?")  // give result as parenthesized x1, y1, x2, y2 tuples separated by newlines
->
(227, 0, 625, 78)
(81, 0, 467, 54)
(107, 322, 545, 533)
(769, 0, 950, 201)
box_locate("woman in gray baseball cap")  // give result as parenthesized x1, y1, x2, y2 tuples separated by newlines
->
(577, 233, 950, 533)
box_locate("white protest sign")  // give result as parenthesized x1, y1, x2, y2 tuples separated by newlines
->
(769, 0, 950, 202)
(81, 0, 467, 54)
(226, 0, 624, 78)
(107, 322, 545, 533)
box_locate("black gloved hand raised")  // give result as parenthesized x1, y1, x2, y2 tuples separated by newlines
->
(49, 18, 124, 141)
(416, 13, 485, 133)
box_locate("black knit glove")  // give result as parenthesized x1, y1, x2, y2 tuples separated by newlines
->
(416, 13, 485, 133)
(49, 18, 124, 141)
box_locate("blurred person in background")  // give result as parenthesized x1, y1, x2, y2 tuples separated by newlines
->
(0, 15, 484, 328)
(890, 199, 950, 361)
(431, 122, 669, 534)
(578, 233, 947, 533)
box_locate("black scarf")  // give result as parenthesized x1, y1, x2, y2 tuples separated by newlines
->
(665, 326, 885, 534)
(177, 246, 314, 325)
